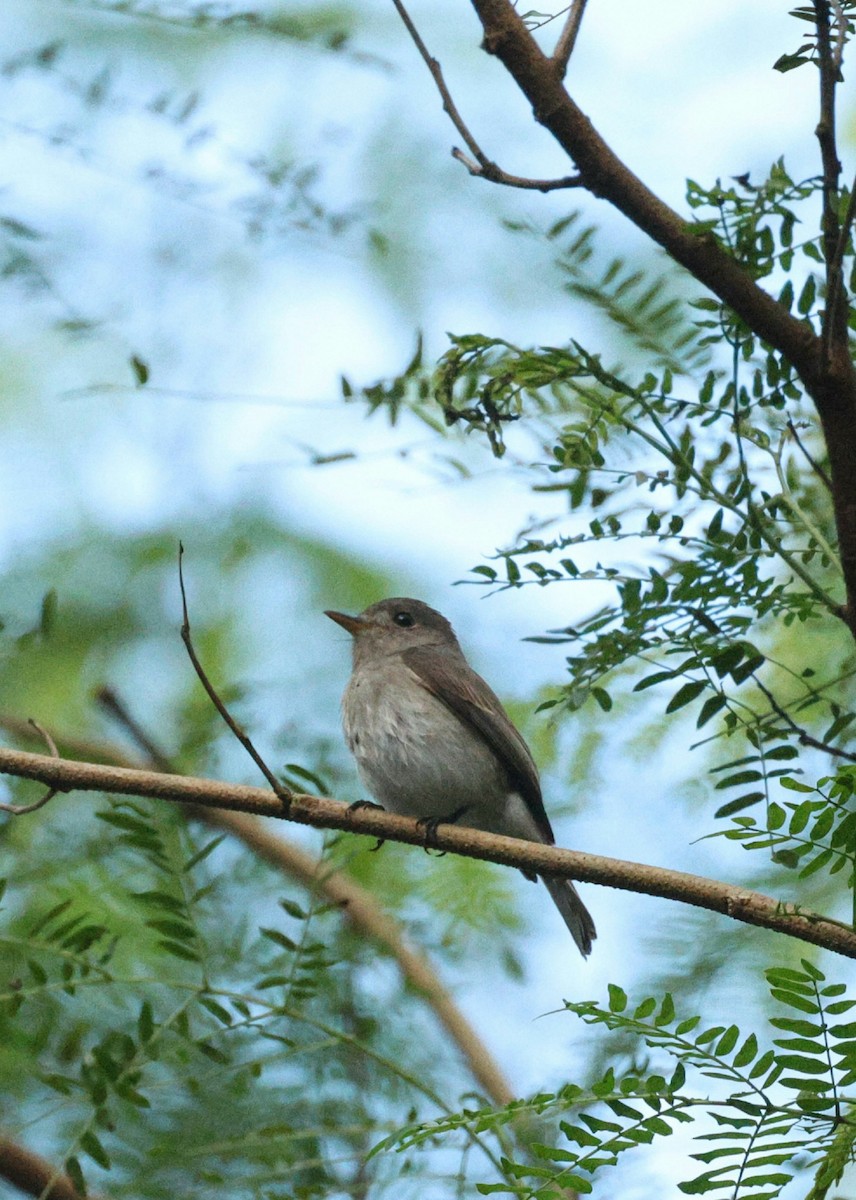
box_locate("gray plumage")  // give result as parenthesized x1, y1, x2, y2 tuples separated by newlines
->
(326, 597, 596, 957)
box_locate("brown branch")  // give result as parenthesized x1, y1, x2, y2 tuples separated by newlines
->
(451, 146, 583, 191)
(552, 0, 589, 78)
(0, 1135, 87, 1200)
(0, 721, 61, 814)
(814, 0, 846, 357)
(177, 544, 292, 806)
(2, 710, 515, 1109)
(2, 746, 856, 959)
(456, 0, 856, 641)
(465, 0, 819, 375)
(392, 0, 581, 192)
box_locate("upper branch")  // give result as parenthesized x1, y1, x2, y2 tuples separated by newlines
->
(462, 0, 856, 639)
(815, 0, 849, 354)
(2, 746, 856, 960)
(551, 0, 589, 78)
(467, 0, 821, 378)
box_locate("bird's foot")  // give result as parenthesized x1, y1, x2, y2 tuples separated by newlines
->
(348, 799, 387, 851)
(348, 798, 386, 813)
(416, 806, 469, 854)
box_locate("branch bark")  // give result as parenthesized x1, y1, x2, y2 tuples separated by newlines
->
(2, 746, 855, 959)
(460, 0, 856, 639)
(0, 1136, 87, 1200)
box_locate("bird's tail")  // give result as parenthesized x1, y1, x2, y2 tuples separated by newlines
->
(541, 875, 596, 957)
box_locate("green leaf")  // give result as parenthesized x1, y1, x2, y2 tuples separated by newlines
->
(261, 927, 299, 952)
(666, 680, 707, 714)
(65, 1156, 87, 1196)
(608, 983, 627, 1012)
(80, 1130, 111, 1170)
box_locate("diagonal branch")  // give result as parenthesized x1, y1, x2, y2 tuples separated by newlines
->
(466, 0, 819, 376)
(552, 0, 589, 78)
(0, 1135, 88, 1200)
(2, 746, 856, 959)
(460, 0, 856, 640)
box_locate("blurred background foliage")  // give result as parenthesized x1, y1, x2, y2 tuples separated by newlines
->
(1, 1, 855, 1197)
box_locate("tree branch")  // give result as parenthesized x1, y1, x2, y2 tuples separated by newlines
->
(814, 0, 847, 356)
(466, 0, 820, 375)
(552, 0, 589, 78)
(392, 0, 582, 192)
(2, 746, 856, 959)
(456, 0, 856, 640)
(0, 1136, 87, 1200)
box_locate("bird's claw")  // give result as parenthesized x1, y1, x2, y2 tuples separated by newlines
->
(416, 806, 469, 855)
(348, 798, 386, 813)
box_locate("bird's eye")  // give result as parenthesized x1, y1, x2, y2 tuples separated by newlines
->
(393, 611, 415, 627)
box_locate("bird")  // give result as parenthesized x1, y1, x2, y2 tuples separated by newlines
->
(325, 597, 596, 957)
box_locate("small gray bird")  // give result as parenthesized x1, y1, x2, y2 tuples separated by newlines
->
(326, 597, 596, 957)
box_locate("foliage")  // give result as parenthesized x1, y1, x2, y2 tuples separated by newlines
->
(378, 961, 856, 1199)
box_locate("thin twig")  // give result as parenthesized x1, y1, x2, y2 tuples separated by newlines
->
(177, 543, 292, 807)
(451, 146, 583, 191)
(0, 721, 61, 814)
(552, 0, 589, 78)
(752, 675, 856, 763)
(392, 0, 583, 192)
(95, 686, 173, 772)
(3, 745, 856, 960)
(786, 418, 834, 492)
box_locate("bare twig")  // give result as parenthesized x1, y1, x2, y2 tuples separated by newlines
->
(753, 675, 856, 763)
(89, 696, 515, 1106)
(2, 745, 856, 959)
(552, 0, 589, 78)
(95, 686, 173, 772)
(392, 0, 583, 192)
(177, 543, 292, 807)
(786, 419, 834, 492)
(451, 146, 582, 190)
(0, 720, 61, 814)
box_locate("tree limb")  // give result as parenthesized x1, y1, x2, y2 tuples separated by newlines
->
(0, 1136, 87, 1200)
(2, 746, 855, 959)
(457, 0, 856, 640)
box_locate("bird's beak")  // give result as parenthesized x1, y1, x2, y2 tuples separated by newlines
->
(325, 610, 367, 636)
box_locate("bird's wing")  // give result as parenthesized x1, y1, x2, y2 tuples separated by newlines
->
(401, 645, 554, 845)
